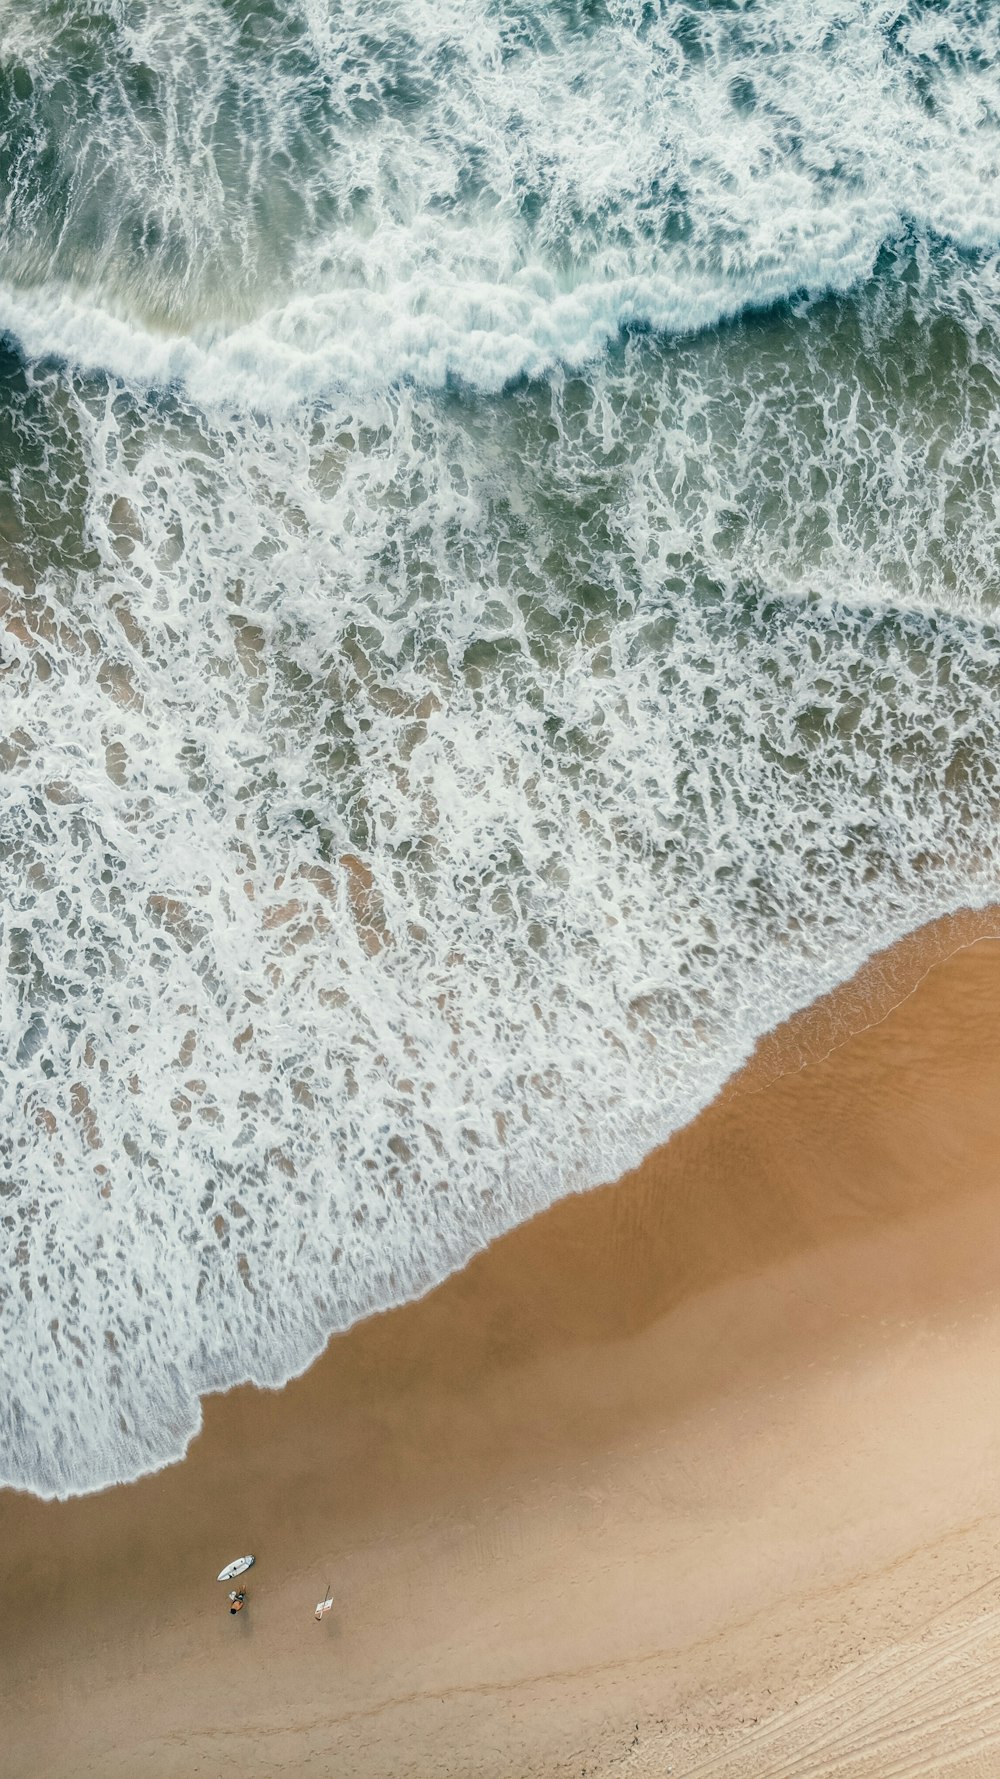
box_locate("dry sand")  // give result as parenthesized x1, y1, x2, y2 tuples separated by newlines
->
(4, 910, 1000, 1778)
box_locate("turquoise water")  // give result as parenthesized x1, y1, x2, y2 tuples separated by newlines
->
(2, 0, 1000, 1496)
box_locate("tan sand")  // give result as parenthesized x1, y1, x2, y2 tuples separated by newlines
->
(4, 910, 1000, 1778)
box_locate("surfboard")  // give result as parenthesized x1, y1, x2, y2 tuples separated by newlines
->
(217, 1554, 255, 1582)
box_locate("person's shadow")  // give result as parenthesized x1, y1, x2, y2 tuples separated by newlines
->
(316, 1610, 341, 1642)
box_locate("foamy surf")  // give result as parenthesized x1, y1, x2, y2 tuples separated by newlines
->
(2, 0, 1000, 405)
(2, 1, 1000, 1497)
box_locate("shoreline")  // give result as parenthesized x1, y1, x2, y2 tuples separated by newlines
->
(24, 899, 1000, 1511)
(13, 898, 994, 1517)
(4, 905, 1000, 1776)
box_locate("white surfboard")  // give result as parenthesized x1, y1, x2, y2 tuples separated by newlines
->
(217, 1554, 255, 1582)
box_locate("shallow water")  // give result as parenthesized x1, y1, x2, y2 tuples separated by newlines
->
(2, 0, 1000, 1496)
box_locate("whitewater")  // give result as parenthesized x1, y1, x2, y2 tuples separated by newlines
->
(2, 0, 1000, 1497)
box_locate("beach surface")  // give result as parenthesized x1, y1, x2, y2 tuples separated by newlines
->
(4, 911, 1000, 1778)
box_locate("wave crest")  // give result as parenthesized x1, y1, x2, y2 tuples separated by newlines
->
(1, 1, 1000, 399)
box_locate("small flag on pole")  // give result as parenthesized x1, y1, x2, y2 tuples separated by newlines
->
(315, 1596, 334, 1620)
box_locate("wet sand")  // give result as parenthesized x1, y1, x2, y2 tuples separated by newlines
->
(4, 910, 1000, 1778)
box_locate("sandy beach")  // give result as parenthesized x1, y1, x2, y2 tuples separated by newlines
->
(4, 910, 1000, 1778)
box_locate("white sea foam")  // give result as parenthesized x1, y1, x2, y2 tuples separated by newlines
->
(1, 0, 999, 403)
(2, 2, 1000, 1497)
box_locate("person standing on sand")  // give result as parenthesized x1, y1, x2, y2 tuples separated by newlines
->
(229, 1590, 246, 1615)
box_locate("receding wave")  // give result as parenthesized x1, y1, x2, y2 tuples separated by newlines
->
(2, 1, 1000, 1498)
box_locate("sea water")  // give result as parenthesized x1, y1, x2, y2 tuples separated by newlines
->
(1, 0, 999, 1497)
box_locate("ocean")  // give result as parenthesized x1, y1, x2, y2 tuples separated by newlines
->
(2, 0, 999, 1498)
